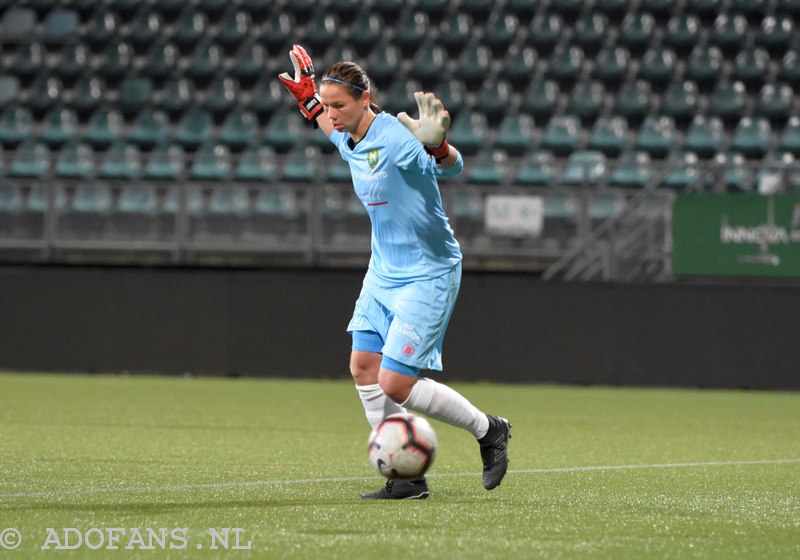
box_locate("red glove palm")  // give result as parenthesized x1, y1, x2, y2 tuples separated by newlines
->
(278, 44, 324, 124)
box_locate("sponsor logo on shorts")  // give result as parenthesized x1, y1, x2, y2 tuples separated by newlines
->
(402, 344, 415, 356)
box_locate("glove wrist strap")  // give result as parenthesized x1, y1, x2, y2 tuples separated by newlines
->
(299, 94, 324, 126)
(425, 139, 450, 162)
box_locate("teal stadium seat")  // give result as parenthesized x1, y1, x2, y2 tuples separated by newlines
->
(141, 43, 180, 85)
(663, 14, 702, 57)
(190, 143, 232, 181)
(683, 115, 724, 159)
(0, 8, 37, 40)
(185, 44, 223, 87)
(9, 43, 44, 86)
(0, 75, 19, 105)
(777, 116, 800, 156)
(635, 115, 677, 158)
(566, 81, 606, 125)
(215, 11, 252, 54)
(707, 81, 747, 127)
(130, 109, 169, 149)
(731, 47, 771, 92)
(172, 12, 208, 54)
(778, 51, 800, 88)
(610, 151, 653, 188)
(27, 77, 61, 118)
(175, 109, 214, 150)
(710, 14, 748, 55)
(300, 12, 339, 52)
(661, 81, 700, 127)
(54, 142, 94, 178)
(521, 80, 559, 121)
(591, 47, 630, 88)
(409, 44, 447, 83)
(730, 117, 772, 158)
(563, 151, 607, 185)
(281, 146, 322, 182)
(235, 145, 277, 182)
(438, 12, 471, 55)
(0, 107, 33, 148)
(483, 12, 519, 55)
(573, 12, 608, 52)
(436, 79, 466, 118)
(203, 78, 240, 122)
(43, 9, 78, 41)
(467, 150, 510, 184)
(39, 108, 79, 148)
(9, 140, 50, 177)
(220, 110, 260, 152)
(618, 12, 655, 57)
(326, 159, 352, 183)
(84, 109, 125, 149)
(257, 12, 294, 54)
(730, 0, 768, 22)
(143, 143, 185, 180)
(447, 112, 488, 156)
(263, 112, 305, 153)
(715, 152, 754, 192)
(118, 77, 153, 119)
(247, 80, 284, 123)
(347, 13, 383, 55)
(128, 12, 164, 53)
(515, 151, 556, 186)
(612, 81, 653, 126)
(545, 46, 584, 88)
(394, 11, 429, 55)
(587, 116, 629, 157)
(454, 45, 492, 88)
(754, 84, 793, 125)
(96, 42, 133, 87)
(366, 43, 402, 88)
(230, 44, 267, 89)
(495, 114, 535, 156)
(541, 115, 582, 157)
(116, 184, 160, 216)
(99, 142, 142, 179)
(637, 47, 678, 90)
(526, 13, 562, 56)
(84, 9, 117, 50)
(662, 151, 702, 190)
(69, 77, 103, 121)
(757, 15, 794, 57)
(475, 80, 513, 123)
(53, 44, 88, 86)
(498, 46, 537, 87)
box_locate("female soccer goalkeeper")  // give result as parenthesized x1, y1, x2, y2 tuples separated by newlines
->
(279, 45, 510, 499)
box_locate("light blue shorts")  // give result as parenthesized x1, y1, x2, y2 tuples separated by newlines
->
(347, 263, 462, 374)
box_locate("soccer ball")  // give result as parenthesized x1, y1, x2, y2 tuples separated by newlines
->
(368, 413, 437, 480)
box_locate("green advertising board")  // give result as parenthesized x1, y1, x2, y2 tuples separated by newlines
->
(672, 193, 800, 277)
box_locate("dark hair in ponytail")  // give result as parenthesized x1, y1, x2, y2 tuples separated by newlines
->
(321, 61, 381, 113)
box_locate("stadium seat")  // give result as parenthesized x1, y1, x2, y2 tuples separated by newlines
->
(777, 51, 800, 87)
(685, 46, 725, 93)
(730, 0, 768, 22)
(730, 47, 771, 92)
(203, 78, 240, 122)
(482, 13, 519, 55)
(709, 14, 748, 55)
(118, 77, 154, 119)
(158, 78, 194, 119)
(69, 183, 113, 215)
(0, 183, 24, 218)
(43, 9, 79, 41)
(685, 0, 723, 22)
(754, 84, 794, 125)
(496, 43, 537, 85)
(128, 12, 163, 53)
(661, 81, 700, 128)
(230, 44, 268, 89)
(756, 15, 794, 56)
(563, 151, 608, 185)
(9, 43, 44, 86)
(366, 43, 403, 88)
(566, 81, 606, 125)
(514, 151, 556, 186)
(347, 13, 383, 55)
(520, 80, 560, 121)
(0, 107, 34, 148)
(448, 112, 489, 156)
(639, 0, 673, 20)
(143, 143, 185, 180)
(185, 44, 223, 88)
(454, 45, 492, 88)
(541, 115, 583, 157)
(190, 143, 232, 180)
(416, 0, 448, 20)
(281, 146, 322, 182)
(777, 116, 800, 156)
(435, 79, 466, 118)
(635, 115, 677, 159)
(116, 184, 160, 218)
(54, 142, 94, 178)
(475, 81, 513, 123)
(525, 13, 563, 56)
(682, 115, 725, 159)
(394, 11, 429, 55)
(129, 109, 169, 149)
(587, 116, 629, 157)
(663, 14, 702, 57)
(52, 44, 88, 86)
(300, 12, 339, 52)
(409, 44, 447, 83)
(9, 140, 51, 177)
(438, 12, 471, 55)
(495, 114, 535, 156)
(0, 75, 19, 105)
(637, 47, 678, 90)
(247, 79, 284, 123)
(610, 150, 653, 188)
(235, 144, 278, 181)
(140, 43, 180, 86)
(729, 117, 772, 158)
(617, 12, 656, 56)
(591, 47, 630, 88)
(27, 77, 62, 119)
(572, 12, 608, 52)
(174, 109, 215, 151)
(326, 159, 352, 183)
(257, 12, 294, 54)
(172, 12, 208, 54)
(662, 151, 702, 190)
(220, 110, 260, 152)
(84, 109, 126, 149)
(714, 152, 754, 192)
(467, 150, 511, 184)
(39, 108, 79, 148)
(99, 142, 142, 179)
(84, 11, 118, 51)
(707, 81, 748, 127)
(612, 81, 653, 126)
(545, 46, 585, 88)
(0, 7, 36, 39)
(96, 42, 133, 87)
(263, 112, 306, 153)
(383, 79, 423, 117)
(589, 192, 625, 221)
(215, 11, 252, 54)
(67, 77, 103, 121)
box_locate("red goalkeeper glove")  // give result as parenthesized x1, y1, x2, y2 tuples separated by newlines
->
(278, 44, 324, 125)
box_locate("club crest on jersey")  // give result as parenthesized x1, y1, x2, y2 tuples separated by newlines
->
(367, 149, 379, 169)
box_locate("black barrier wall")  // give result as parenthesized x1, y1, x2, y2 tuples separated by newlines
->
(0, 266, 798, 389)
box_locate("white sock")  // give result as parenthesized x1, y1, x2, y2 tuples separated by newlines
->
(402, 377, 490, 439)
(356, 383, 407, 429)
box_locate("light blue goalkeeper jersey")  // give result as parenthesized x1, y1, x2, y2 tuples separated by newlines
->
(329, 112, 463, 287)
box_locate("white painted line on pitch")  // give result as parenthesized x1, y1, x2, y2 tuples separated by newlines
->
(1, 458, 798, 500)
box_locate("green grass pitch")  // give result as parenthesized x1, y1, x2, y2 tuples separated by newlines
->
(0, 372, 798, 559)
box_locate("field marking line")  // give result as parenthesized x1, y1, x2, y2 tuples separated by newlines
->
(1, 458, 798, 500)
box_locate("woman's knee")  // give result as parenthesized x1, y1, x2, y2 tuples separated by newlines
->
(350, 351, 380, 385)
(378, 368, 417, 403)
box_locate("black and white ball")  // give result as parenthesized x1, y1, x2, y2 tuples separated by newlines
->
(368, 413, 437, 480)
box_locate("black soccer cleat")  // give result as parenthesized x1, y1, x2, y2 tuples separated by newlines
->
(360, 477, 430, 500)
(478, 415, 511, 490)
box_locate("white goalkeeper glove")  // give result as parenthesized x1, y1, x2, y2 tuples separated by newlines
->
(397, 91, 452, 160)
